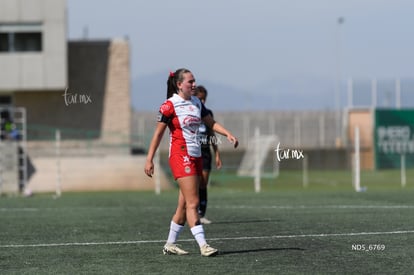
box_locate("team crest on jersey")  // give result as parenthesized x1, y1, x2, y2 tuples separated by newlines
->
(182, 116, 201, 127)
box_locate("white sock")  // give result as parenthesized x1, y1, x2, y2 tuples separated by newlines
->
(191, 225, 207, 247)
(166, 221, 184, 244)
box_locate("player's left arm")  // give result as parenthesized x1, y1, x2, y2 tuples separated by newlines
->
(207, 123, 222, 169)
(211, 138, 222, 169)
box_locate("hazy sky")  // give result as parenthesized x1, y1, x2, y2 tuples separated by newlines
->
(67, 0, 414, 108)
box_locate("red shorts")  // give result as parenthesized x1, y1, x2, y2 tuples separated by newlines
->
(169, 153, 202, 180)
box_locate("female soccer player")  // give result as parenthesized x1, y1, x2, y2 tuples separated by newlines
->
(144, 68, 238, 256)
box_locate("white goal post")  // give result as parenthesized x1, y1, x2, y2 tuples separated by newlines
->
(237, 127, 279, 192)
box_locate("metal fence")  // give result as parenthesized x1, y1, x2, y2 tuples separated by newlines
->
(132, 110, 344, 151)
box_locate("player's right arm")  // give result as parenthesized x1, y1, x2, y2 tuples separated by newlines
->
(145, 101, 173, 177)
(144, 122, 168, 177)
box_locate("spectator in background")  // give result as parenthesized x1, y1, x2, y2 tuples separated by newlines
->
(1, 110, 20, 141)
(0, 109, 33, 195)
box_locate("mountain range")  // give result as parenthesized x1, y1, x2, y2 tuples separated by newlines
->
(132, 72, 413, 112)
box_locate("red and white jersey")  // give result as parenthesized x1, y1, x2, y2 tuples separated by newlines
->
(158, 93, 209, 157)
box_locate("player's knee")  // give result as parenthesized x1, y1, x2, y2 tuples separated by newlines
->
(186, 198, 199, 210)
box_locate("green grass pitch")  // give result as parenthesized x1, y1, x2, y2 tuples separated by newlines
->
(1, 170, 414, 274)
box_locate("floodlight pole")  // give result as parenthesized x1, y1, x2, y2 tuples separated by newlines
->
(302, 155, 308, 188)
(55, 129, 62, 198)
(347, 78, 353, 108)
(254, 127, 261, 193)
(335, 17, 345, 147)
(396, 78, 401, 109)
(401, 154, 406, 188)
(353, 126, 361, 192)
(371, 78, 377, 108)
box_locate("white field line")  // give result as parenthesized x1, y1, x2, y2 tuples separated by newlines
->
(0, 208, 39, 212)
(2, 205, 414, 212)
(211, 205, 414, 209)
(1, 230, 414, 249)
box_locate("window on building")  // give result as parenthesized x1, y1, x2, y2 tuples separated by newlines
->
(0, 95, 12, 106)
(0, 23, 42, 52)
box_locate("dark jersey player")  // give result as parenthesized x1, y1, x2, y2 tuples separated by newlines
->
(194, 85, 222, 224)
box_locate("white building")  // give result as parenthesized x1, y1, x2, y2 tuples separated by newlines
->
(0, 0, 66, 101)
(0, 0, 139, 194)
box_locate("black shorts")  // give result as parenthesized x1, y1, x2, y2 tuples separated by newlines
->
(201, 147, 212, 171)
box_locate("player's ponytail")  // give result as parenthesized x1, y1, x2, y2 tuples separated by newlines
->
(166, 68, 191, 99)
